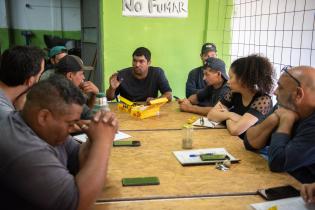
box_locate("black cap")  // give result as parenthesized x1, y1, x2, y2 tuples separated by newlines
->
(201, 43, 217, 54)
(204, 57, 228, 80)
(56, 55, 93, 73)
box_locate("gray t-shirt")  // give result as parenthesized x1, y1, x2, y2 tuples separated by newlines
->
(0, 112, 80, 210)
(0, 89, 15, 121)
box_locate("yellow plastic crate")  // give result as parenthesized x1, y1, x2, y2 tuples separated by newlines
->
(130, 98, 168, 119)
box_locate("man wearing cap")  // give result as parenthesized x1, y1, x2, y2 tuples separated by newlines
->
(106, 47, 172, 103)
(40, 46, 68, 80)
(178, 57, 229, 116)
(186, 43, 218, 101)
(0, 46, 45, 120)
(56, 55, 98, 120)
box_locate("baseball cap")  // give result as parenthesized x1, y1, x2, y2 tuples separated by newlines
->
(48, 46, 67, 58)
(201, 43, 217, 54)
(204, 57, 228, 80)
(56, 55, 94, 73)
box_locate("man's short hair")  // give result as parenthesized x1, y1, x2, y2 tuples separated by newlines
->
(0, 46, 45, 86)
(132, 47, 151, 62)
(25, 74, 86, 114)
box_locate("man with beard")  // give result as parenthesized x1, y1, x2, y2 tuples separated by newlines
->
(106, 47, 172, 103)
(243, 66, 315, 183)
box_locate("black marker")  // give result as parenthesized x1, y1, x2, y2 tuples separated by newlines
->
(173, 96, 180, 100)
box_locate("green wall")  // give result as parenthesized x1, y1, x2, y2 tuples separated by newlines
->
(0, 28, 10, 53)
(0, 29, 81, 53)
(101, 0, 233, 98)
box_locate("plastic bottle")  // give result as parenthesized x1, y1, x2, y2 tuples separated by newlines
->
(182, 124, 193, 149)
(94, 92, 110, 113)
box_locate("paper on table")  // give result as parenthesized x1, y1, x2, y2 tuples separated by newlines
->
(249, 197, 315, 210)
(173, 148, 239, 166)
(73, 131, 131, 143)
(192, 117, 225, 128)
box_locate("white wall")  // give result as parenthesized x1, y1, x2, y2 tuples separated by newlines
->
(9, 0, 80, 31)
(229, 0, 315, 73)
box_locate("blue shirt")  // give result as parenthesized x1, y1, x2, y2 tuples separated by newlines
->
(268, 111, 315, 183)
(185, 66, 206, 98)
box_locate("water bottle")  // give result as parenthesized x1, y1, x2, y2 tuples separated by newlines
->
(94, 92, 110, 113)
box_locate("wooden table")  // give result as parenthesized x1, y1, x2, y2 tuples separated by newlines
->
(93, 195, 264, 210)
(98, 129, 300, 202)
(110, 102, 198, 130)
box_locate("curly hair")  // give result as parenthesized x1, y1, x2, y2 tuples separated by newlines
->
(230, 54, 275, 94)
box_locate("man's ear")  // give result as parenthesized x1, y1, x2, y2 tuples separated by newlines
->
(24, 76, 36, 87)
(295, 87, 304, 104)
(37, 109, 51, 127)
(66, 72, 73, 80)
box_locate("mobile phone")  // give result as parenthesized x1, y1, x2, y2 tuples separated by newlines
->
(173, 96, 180, 100)
(122, 177, 160, 186)
(200, 154, 227, 161)
(258, 185, 300, 200)
(113, 140, 141, 147)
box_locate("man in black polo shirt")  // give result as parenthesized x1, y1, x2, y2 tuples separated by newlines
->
(106, 47, 172, 103)
(178, 57, 229, 116)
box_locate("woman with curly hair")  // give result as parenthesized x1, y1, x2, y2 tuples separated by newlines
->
(207, 54, 275, 139)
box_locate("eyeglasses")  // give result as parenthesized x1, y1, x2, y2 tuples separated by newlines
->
(281, 65, 301, 87)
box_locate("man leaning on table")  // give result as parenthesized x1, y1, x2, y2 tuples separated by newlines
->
(0, 75, 118, 210)
(178, 57, 229, 116)
(106, 47, 172, 103)
(243, 66, 315, 183)
(185, 42, 217, 100)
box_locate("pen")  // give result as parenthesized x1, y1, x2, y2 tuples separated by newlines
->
(189, 153, 213, 157)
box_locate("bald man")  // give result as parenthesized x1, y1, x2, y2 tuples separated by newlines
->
(243, 66, 315, 183)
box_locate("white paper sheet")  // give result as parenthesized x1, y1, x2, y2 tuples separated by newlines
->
(249, 197, 315, 210)
(192, 117, 225, 128)
(73, 131, 131, 143)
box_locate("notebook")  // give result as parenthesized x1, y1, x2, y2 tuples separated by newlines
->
(173, 148, 239, 166)
(192, 117, 225, 128)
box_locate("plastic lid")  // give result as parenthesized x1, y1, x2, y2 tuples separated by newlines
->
(96, 92, 106, 98)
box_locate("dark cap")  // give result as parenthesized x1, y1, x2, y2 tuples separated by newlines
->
(56, 55, 94, 73)
(204, 57, 228, 80)
(201, 43, 217, 54)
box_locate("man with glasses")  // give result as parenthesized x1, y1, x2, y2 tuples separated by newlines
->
(0, 46, 45, 120)
(243, 65, 315, 183)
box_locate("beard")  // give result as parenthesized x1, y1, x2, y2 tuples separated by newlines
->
(277, 95, 297, 112)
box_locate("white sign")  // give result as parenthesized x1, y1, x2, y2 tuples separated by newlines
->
(122, 0, 188, 18)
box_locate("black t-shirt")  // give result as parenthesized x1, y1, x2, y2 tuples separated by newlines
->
(196, 81, 229, 107)
(116, 66, 172, 102)
(220, 89, 273, 139)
